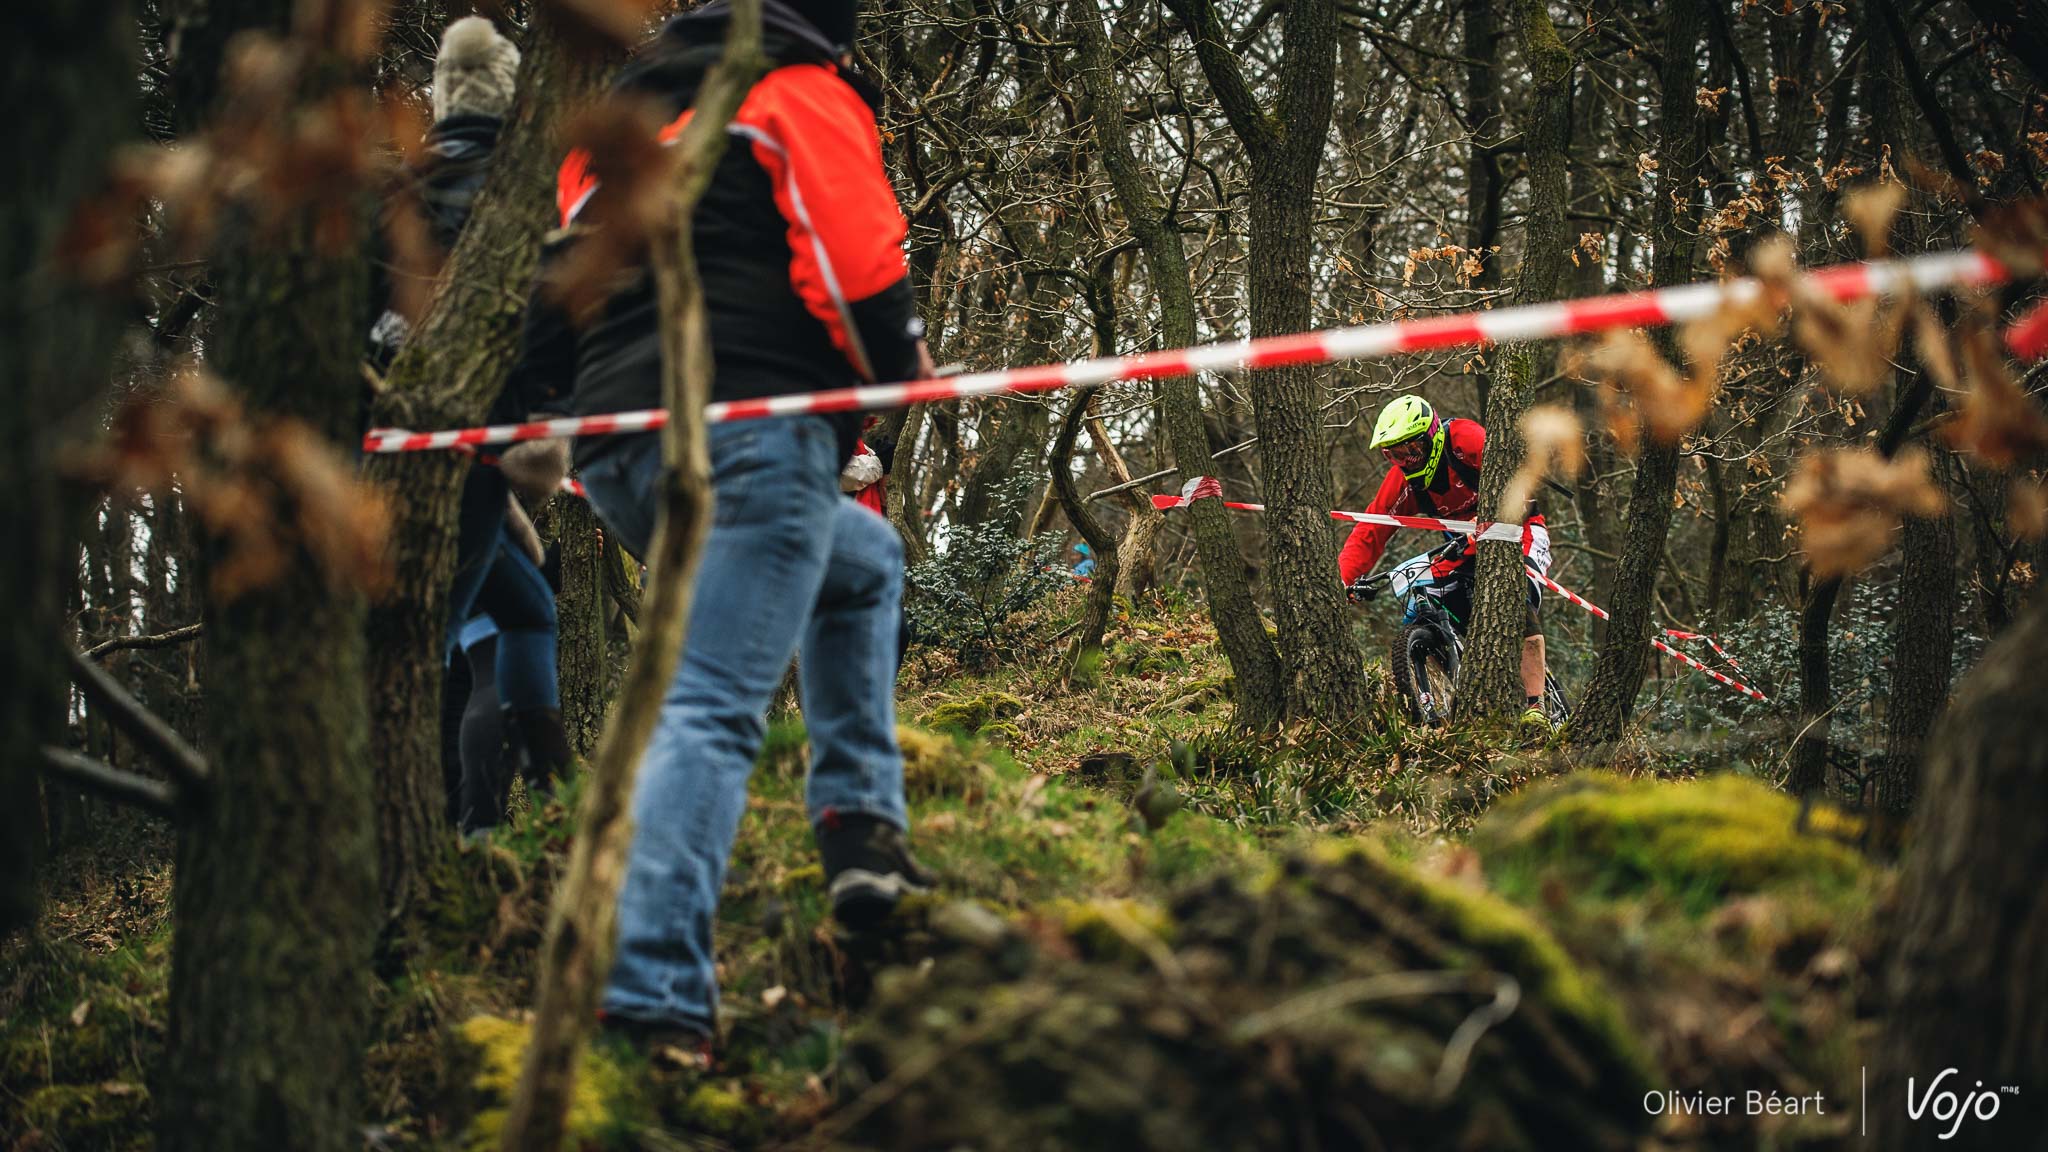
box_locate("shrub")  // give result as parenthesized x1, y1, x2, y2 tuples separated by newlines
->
(905, 475, 1071, 666)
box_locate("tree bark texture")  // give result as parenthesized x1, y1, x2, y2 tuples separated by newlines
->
(1872, 594, 2048, 1149)
(1049, 389, 1120, 672)
(1073, 0, 1285, 728)
(1461, 0, 1503, 411)
(1878, 472, 1957, 817)
(1171, 0, 1365, 725)
(1086, 406, 1164, 601)
(1568, 0, 1708, 752)
(159, 22, 379, 1152)
(549, 495, 612, 757)
(1787, 358, 1940, 794)
(362, 22, 614, 919)
(0, 0, 136, 936)
(498, 8, 763, 1148)
(1458, 0, 1574, 720)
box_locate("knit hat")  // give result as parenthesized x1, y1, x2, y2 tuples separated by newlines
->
(432, 17, 521, 123)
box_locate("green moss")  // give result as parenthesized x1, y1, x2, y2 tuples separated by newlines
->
(1315, 838, 1653, 1095)
(456, 1015, 641, 1151)
(1048, 897, 1177, 962)
(1475, 773, 1867, 904)
(977, 720, 1025, 747)
(897, 724, 1003, 800)
(19, 1082, 150, 1146)
(679, 1080, 766, 1140)
(921, 692, 1025, 735)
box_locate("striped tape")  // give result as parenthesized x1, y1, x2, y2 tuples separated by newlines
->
(362, 247, 2006, 454)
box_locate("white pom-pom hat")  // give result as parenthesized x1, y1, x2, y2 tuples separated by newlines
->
(432, 16, 520, 123)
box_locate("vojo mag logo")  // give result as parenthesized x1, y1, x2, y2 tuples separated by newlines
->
(1903, 1068, 2020, 1141)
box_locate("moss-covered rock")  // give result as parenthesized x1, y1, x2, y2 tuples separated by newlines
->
(897, 724, 1001, 801)
(1473, 772, 1867, 903)
(921, 692, 1025, 735)
(836, 843, 1654, 1151)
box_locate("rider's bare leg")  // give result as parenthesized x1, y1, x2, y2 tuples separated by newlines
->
(1520, 635, 1546, 701)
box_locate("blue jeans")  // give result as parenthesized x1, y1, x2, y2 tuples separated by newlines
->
(579, 416, 907, 1031)
(444, 524, 560, 711)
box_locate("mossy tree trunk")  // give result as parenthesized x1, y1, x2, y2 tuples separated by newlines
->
(1457, 0, 1574, 720)
(0, 0, 136, 936)
(1048, 388, 1120, 674)
(1878, 457, 1956, 817)
(158, 8, 378, 1149)
(1873, 593, 2048, 1148)
(548, 495, 613, 757)
(1461, 0, 1503, 412)
(1072, 0, 1285, 728)
(1169, 0, 1364, 726)
(1568, 0, 1707, 752)
(362, 21, 614, 920)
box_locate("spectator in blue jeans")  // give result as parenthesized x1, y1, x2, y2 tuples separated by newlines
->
(515, 0, 935, 1056)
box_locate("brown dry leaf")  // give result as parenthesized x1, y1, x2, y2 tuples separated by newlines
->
(1500, 406, 1585, 518)
(1791, 291, 1903, 395)
(544, 97, 679, 320)
(296, 0, 391, 64)
(1577, 330, 1712, 445)
(2010, 478, 2047, 540)
(1781, 448, 1948, 578)
(1973, 198, 2048, 278)
(263, 422, 394, 597)
(1909, 303, 1960, 392)
(1941, 319, 2048, 467)
(1842, 182, 1906, 258)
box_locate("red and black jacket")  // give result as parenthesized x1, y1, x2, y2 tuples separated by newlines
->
(514, 0, 921, 468)
(1336, 417, 1546, 585)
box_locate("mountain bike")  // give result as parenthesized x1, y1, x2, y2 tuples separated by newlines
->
(1348, 538, 1571, 727)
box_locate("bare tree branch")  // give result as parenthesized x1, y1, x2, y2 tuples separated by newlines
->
(65, 644, 210, 793)
(38, 746, 177, 817)
(82, 622, 203, 660)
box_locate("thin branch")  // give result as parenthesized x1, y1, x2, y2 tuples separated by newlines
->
(65, 645, 209, 793)
(38, 747, 177, 817)
(83, 622, 203, 660)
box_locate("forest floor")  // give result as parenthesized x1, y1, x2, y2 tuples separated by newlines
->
(4, 586, 1884, 1150)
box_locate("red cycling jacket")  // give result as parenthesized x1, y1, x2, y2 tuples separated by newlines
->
(518, 6, 922, 470)
(1336, 417, 1546, 585)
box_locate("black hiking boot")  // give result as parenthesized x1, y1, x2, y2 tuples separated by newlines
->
(815, 810, 935, 929)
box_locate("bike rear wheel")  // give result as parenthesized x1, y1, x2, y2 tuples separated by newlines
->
(1543, 671, 1572, 726)
(1391, 624, 1459, 726)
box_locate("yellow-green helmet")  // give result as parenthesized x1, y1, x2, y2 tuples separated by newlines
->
(1370, 395, 1446, 484)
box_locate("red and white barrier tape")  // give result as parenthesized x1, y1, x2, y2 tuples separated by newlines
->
(1149, 488, 1525, 543)
(1526, 569, 1767, 701)
(362, 247, 2007, 455)
(382, 430, 589, 497)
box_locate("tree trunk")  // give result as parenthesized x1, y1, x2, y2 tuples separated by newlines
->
(1073, 0, 1285, 728)
(0, 0, 135, 935)
(362, 23, 614, 920)
(1086, 407, 1164, 600)
(1462, 0, 1504, 412)
(1568, 0, 1708, 752)
(548, 496, 612, 757)
(1872, 594, 2048, 1149)
(159, 19, 378, 1152)
(1049, 390, 1120, 674)
(1459, 0, 1574, 720)
(885, 402, 929, 565)
(1877, 481, 1956, 817)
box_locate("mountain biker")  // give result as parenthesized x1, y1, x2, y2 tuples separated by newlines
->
(1339, 395, 1555, 727)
